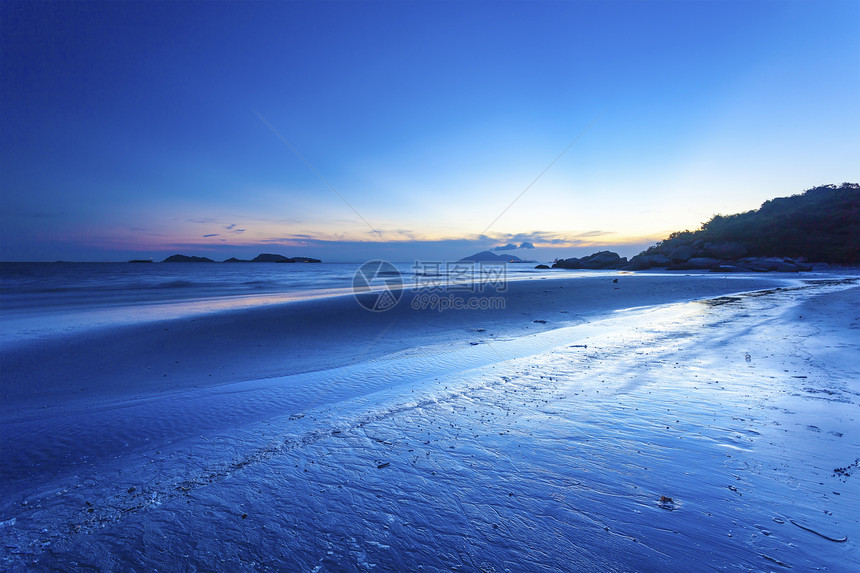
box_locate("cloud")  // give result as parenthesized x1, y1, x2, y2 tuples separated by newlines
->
(572, 230, 613, 239)
(490, 241, 535, 251)
(484, 231, 621, 247)
(203, 233, 219, 237)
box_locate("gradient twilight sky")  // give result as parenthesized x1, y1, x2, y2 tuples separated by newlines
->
(2, 1, 858, 263)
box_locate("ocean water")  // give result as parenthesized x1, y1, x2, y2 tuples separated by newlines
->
(0, 262, 381, 310)
(0, 261, 560, 345)
(0, 261, 565, 309)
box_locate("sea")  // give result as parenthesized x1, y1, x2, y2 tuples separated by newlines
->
(0, 261, 560, 345)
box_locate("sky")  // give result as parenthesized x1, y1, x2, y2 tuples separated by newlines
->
(2, 0, 858, 263)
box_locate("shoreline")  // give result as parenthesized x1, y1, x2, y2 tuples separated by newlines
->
(0, 273, 800, 413)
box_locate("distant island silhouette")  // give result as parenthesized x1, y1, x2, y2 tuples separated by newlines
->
(162, 255, 216, 263)
(162, 253, 321, 263)
(458, 251, 536, 263)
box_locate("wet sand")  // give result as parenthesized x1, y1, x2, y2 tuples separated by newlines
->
(1, 274, 858, 571)
(1, 274, 787, 411)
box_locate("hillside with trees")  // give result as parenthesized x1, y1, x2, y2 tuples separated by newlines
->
(639, 183, 859, 265)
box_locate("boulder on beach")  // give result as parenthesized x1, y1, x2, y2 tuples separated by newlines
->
(667, 257, 721, 270)
(552, 257, 580, 269)
(709, 257, 812, 273)
(624, 254, 655, 270)
(649, 254, 672, 267)
(535, 264, 550, 269)
(553, 251, 626, 270)
(580, 251, 625, 269)
(668, 245, 695, 263)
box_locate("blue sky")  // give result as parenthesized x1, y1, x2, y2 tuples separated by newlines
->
(2, 0, 858, 262)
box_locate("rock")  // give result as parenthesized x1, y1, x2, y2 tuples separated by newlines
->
(649, 254, 672, 267)
(706, 242, 747, 260)
(535, 264, 550, 269)
(283, 256, 321, 263)
(657, 496, 677, 510)
(624, 254, 654, 270)
(784, 258, 812, 271)
(668, 257, 721, 270)
(552, 257, 581, 269)
(162, 254, 215, 263)
(668, 245, 695, 263)
(736, 257, 811, 273)
(714, 257, 811, 272)
(223, 257, 249, 263)
(730, 257, 772, 271)
(579, 251, 624, 269)
(776, 262, 801, 272)
(554, 251, 626, 270)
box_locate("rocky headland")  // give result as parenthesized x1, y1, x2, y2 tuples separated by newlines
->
(553, 183, 858, 272)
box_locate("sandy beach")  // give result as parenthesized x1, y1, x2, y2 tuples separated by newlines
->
(1, 272, 858, 571)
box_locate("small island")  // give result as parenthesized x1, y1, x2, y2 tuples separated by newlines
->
(458, 251, 536, 263)
(161, 253, 321, 263)
(162, 254, 216, 263)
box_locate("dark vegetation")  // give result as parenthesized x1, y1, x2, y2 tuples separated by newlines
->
(640, 183, 859, 264)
